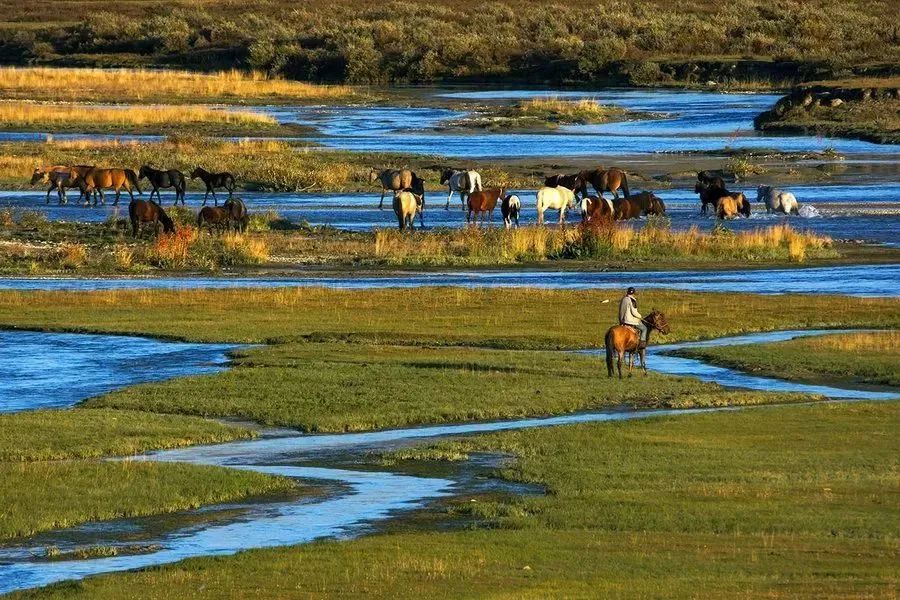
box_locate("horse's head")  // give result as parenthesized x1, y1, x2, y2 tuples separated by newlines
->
(138, 165, 149, 180)
(439, 169, 453, 184)
(30, 168, 47, 185)
(756, 185, 770, 203)
(693, 181, 706, 195)
(368, 169, 380, 183)
(645, 310, 670, 335)
(647, 193, 665, 215)
(189, 167, 202, 179)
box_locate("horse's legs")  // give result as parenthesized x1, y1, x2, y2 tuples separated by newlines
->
(113, 188, 121, 206)
(45, 185, 54, 204)
(202, 189, 209, 206)
(445, 190, 453, 210)
(379, 188, 386, 210)
(211, 188, 218, 207)
(96, 189, 105, 206)
(616, 351, 624, 379)
(639, 349, 647, 374)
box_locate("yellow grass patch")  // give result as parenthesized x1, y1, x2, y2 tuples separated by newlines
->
(0, 102, 275, 128)
(800, 331, 899, 352)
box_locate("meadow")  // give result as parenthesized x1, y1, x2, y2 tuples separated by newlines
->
(11, 401, 897, 598)
(674, 330, 900, 387)
(449, 97, 632, 131)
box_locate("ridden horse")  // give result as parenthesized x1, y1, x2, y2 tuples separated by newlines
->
(757, 185, 799, 215)
(605, 310, 670, 378)
(545, 172, 588, 199)
(190, 167, 236, 206)
(501, 194, 521, 229)
(536, 185, 576, 225)
(129, 199, 174, 237)
(580, 195, 614, 222)
(139, 166, 186, 206)
(613, 191, 666, 220)
(582, 167, 630, 200)
(371, 168, 415, 210)
(441, 169, 482, 210)
(393, 190, 423, 231)
(80, 167, 142, 206)
(466, 188, 505, 226)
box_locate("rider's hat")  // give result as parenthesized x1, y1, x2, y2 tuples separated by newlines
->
(627, 286, 636, 295)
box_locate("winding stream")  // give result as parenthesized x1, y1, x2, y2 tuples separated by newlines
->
(0, 328, 896, 594)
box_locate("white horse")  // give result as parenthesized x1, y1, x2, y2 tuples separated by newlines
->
(757, 185, 799, 215)
(441, 169, 482, 210)
(536, 186, 576, 225)
(501, 194, 521, 229)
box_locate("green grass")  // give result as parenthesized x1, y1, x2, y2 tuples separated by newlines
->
(84, 341, 812, 431)
(14, 401, 897, 598)
(673, 330, 900, 388)
(761, 98, 900, 144)
(0, 461, 295, 541)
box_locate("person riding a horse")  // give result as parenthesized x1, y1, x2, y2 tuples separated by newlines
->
(618, 287, 647, 349)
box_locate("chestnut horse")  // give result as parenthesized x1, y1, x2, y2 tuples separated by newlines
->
(605, 310, 670, 378)
(467, 188, 505, 226)
(582, 167, 630, 199)
(80, 167, 142, 206)
(580, 195, 614, 222)
(129, 199, 174, 237)
(613, 191, 665, 220)
(715, 193, 748, 219)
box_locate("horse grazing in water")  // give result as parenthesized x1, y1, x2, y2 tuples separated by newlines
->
(129, 199, 174, 237)
(605, 310, 670, 378)
(190, 167, 235, 206)
(441, 169, 482, 210)
(580, 195, 614, 222)
(613, 191, 665, 220)
(139, 166, 186, 206)
(393, 190, 423, 231)
(466, 188, 505, 226)
(757, 185, 799, 215)
(582, 167, 630, 200)
(501, 194, 521, 229)
(79, 167, 142, 206)
(537, 185, 576, 225)
(371, 168, 415, 210)
(545, 172, 588, 199)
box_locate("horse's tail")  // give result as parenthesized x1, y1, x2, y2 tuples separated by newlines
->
(125, 169, 142, 195)
(621, 172, 630, 198)
(605, 329, 615, 377)
(472, 171, 482, 193)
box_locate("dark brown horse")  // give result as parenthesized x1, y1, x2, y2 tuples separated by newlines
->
(695, 172, 729, 215)
(605, 310, 670, 378)
(467, 188, 505, 226)
(613, 191, 665, 220)
(139, 165, 186, 206)
(197, 205, 232, 233)
(545, 172, 588, 198)
(190, 167, 235, 206)
(582, 167, 630, 199)
(129, 199, 174, 237)
(223, 197, 249, 232)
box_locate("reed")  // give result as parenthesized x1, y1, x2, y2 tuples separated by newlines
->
(516, 97, 623, 122)
(0, 102, 276, 128)
(0, 67, 357, 104)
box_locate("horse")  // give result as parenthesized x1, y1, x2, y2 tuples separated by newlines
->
(613, 191, 665, 220)
(605, 310, 670, 378)
(30, 166, 88, 205)
(190, 167, 236, 206)
(501, 194, 521, 229)
(582, 167, 630, 199)
(441, 169, 482, 210)
(466, 188, 505, 226)
(371, 168, 415, 210)
(580, 195, 614, 222)
(536, 185, 576, 225)
(197, 205, 232, 233)
(80, 167, 142, 206)
(224, 197, 249, 232)
(715, 193, 747, 219)
(139, 166, 186, 206)
(695, 172, 729, 215)
(129, 199, 174, 237)
(545, 172, 588, 199)
(757, 185, 799, 215)
(393, 190, 423, 231)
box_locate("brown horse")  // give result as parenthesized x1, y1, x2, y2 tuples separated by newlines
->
(467, 188, 505, 226)
(715, 193, 747, 219)
(30, 165, 95, 205)
(613, 191, 665, 220)
(223, 197, 249, 232)
(371, 168, 415, 210)
(580, 195, 614, 222)
(605, 310, 670, 378)
(129, 199, 174, 237)
(582, 167, 630, 199)
(197, 205, 233, 233)
(81, 168, 142, 206)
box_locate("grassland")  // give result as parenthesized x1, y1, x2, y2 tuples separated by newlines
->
(0, 101, 308, 137)
(13, 400, 897, 598)
(674, 330, 900, 387)
(447, 97, 633, 131)
(0, 68, 358, 104)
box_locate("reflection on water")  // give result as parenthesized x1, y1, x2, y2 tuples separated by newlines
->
(0, 331, 238, 413)
(0, 264, 897, 296)
(0, 328, 895, 593)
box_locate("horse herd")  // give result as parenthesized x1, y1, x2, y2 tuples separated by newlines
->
(30, 165, 236, 207)
(372, 166, 800, 231)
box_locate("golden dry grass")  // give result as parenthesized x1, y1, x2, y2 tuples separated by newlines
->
(0, 102, 275, 128)
(0, 67, 357, 103)
(801, 331, 899, 352)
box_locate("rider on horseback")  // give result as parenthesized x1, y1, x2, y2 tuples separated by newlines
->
(619, 287, 647, 349)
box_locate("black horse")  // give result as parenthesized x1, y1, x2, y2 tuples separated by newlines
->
(695, 172, 750, 217)
(139, 165, 186, 206)
(544, 172, 588, 199)
(190, 167, 236, 206)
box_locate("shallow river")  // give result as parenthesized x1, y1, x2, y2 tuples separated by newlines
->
(0, 328, 895, 594)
